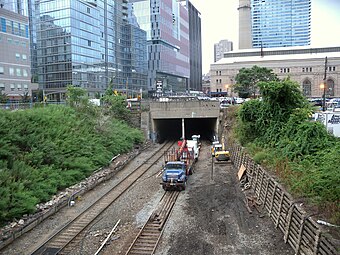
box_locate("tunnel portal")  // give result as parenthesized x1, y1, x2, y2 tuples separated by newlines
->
(153, 117, 218, 143)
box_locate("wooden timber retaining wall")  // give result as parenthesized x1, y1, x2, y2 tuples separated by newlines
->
(230, 144, 339, 255)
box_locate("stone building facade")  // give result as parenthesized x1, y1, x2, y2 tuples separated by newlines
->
(210, 46, 340, 98)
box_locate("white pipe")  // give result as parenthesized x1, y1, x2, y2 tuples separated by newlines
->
(110, 154, 120, 163)
(182, 118, 185, 139)
(93, 219, 121, 255)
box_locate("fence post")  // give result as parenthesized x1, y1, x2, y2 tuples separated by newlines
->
(275, 192, 284, 228)
(313, 229, 321, 254)
(257, 169, 265, 198)
(284, 203, 294, 243)
(269, 183, 277, 218)
(263, 179, 270, 207)
(252, 165, 259, 192)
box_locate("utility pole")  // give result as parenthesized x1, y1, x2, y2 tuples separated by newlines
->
(322, 56, 328, 111)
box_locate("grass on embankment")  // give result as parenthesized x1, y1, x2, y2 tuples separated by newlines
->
(0, 105, 144, 225)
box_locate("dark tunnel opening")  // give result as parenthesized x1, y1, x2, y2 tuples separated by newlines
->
(154, 118, 217, 143)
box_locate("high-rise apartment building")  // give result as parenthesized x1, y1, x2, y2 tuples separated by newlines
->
(214, 39, 233, 62)
(186, 0, 202, 91)
(0, 8, 36, 99)
(129, 0, 191, 94)
(0, 0, 37, 81)
(239, 0, 311, 49)
(0, 0, 28, 16)
(35, 0, 147, 99)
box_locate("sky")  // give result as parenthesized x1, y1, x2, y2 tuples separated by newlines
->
(188, 0, 340, 74)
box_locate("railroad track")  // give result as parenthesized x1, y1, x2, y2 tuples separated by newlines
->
(125, 191, 180, 255)
(30, 141, 175, 255)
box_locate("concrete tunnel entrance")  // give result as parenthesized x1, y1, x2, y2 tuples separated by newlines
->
(153, 117, 218, 143)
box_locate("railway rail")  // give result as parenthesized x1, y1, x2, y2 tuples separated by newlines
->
(30, 141, 175, 255)
(125, 191, 180, 255)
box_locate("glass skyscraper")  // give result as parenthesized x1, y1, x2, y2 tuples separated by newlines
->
(251, 0, 311, 48)
(129, 0, 191, 94)
(35, 0, 147, 98)
(186, 0, 202, 91)
(0, 0, 28, 16)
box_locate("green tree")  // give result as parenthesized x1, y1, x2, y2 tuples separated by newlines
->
(235, 78, 340, 223)
(237, 78, 311, 145)
(104, 82, 115, 97)
(21, 92, 30, 103)
(66, 85, 88, 107)
(0, 92, 8, 103)
(102, 93, 132, 123)
(234, 65, 279, 98)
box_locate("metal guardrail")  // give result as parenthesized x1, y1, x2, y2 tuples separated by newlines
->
(230, 144, 339, 255)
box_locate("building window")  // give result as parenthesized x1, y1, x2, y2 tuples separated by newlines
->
(9, 68, 14, 76)
(88, 40, 91, 46)
(0, 18, 5, 32)
(219, 71, 221, 75)
(23, 69, 28, 77)
(22, 54, 27, 60)
(15, 53, 20, 60)
(302, 79, 311, 96)
(327, 79, 335, 96)
(6, 20, 12, 34)
(0, 83, 5, 91)
(216, 79, 218, 84)
(328, 66, 336, 72)
(10, 84, 15, 91)
(87, 7, 90, 14)
(216, 71, 218, 75)
(0, 66, 4, 74)
(219, 79, 222, 83)
(24, 84, 28, 90)
(16, 68, 21, 76)
(17, 84, 22, 90)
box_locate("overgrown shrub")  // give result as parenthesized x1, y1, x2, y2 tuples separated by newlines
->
(235, 78, 340, 224)
(0, 104, 144, 225)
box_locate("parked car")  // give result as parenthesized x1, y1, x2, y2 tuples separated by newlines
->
(234, 97, 245, 104)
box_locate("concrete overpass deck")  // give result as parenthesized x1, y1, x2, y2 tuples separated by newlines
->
(141, 99, 221, 142)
